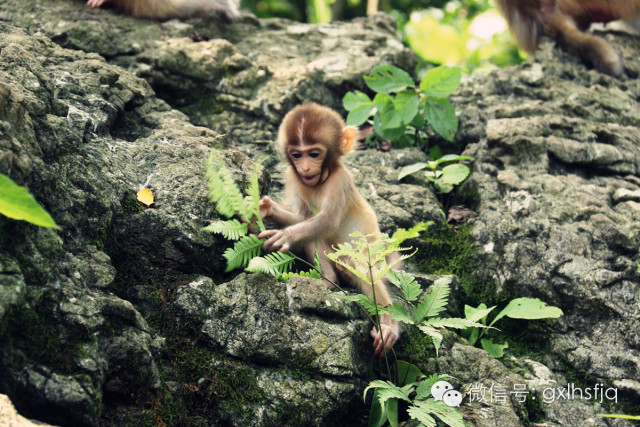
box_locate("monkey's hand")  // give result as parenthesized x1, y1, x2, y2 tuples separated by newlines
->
(258, 228, 293, 253)
(86, 0, 108, 8)
(370, 314, 400, 358)
(259, 196, 274, 218)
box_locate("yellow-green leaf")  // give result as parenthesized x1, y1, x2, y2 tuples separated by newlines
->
(0, 173, 59, 229)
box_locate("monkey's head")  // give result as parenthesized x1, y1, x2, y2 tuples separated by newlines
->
(277, 103, 357, 187)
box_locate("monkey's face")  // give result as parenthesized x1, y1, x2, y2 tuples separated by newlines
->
(287, 145, 326, 187)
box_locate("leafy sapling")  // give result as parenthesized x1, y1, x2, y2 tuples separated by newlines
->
(462, 298, 563, 358)
(343, 64, 461, 147)
(398, 154, 472, 194)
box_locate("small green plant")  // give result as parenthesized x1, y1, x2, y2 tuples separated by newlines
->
(462, 298, 564, 358)
(398, 154, 472, 194)
(343, 64, 461, 147)
(0, 173, 59, 229)
(366, 362, 464, 427)
(203, 152, 318, 279)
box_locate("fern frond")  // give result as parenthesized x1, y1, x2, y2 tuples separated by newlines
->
(421, 317, 486, 330)
(203, 219, 248, 241)
(389, 222, 432, 249)
(244, 158, 266, 232)
(414, 277, 451, 322)
(223, 234, 264, 272)
(279, 269, 322, 281)
(246, 252, 295, 278)
(413, 399, 465, 427)
(387, 270, 421, 302)
(206, 152, 246, 218)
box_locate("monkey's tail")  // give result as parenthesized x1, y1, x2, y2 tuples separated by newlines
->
(494, 0, 542, 53)
(115, 0, 239, 20)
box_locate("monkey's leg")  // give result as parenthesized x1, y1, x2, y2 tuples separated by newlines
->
(340, 259, 400, 356)
(546, 12, 623, 75)
(306, 242, 338, 289)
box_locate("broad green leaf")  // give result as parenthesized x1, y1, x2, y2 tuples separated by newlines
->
(465, 326, 480, 347)
(343, 90, 372, 110)
(367, 388, 387, 427)
(396, 360, 424, 386)
(398, 162, 428, 181)
(435, 154, 473, 166)
(386, 398, 399, 427)
(424, 98, 458, 141)
(0, 173, 59, 229)
(347, 103, 375, 126)
(440, 164, 470, 185)
(364, 65, 415, 94)
(481, 338, 509, 358)
(489, 297, 564, 328)
(373, 111, 406, 141)
(393, 90, 420, 125)
(464, 303, 495, 323)
(379, 96, 404, 129)
(419, 66, 462, 97)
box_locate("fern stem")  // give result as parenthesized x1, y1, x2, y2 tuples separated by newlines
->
(364, 239, 392, 380)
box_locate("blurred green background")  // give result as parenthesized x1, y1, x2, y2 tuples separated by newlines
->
(240, 0, 524, 73)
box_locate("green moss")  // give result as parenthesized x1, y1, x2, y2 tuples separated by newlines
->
(0, 292, 88, 373)
(415, 223, 497, 305)
(120, 190, 144, 215)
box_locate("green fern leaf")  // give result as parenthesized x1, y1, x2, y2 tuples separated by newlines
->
(206, 152, 246, 218)
(406, 404, 437, 427)
(389, 222, 432, 248)
(279, 269, 323, 281)
(203, 219, 248, 240)
(387, 270, 421, 302)
(223, 234, 264, 272)
(410, 399, 464, 427)
(414, 277, 451, 322)
(422, 317, 485, 330)
(246, 252, 295, 278)
(244, 158, 266, 232)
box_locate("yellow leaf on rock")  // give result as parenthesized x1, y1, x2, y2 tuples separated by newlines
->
(137, 188, 154, 207)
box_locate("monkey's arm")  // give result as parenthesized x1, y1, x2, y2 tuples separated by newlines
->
(259, 196, 304, 227)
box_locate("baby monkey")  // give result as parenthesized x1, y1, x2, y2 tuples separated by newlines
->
(85, 0, 239, 20)
(496, 0, 640, 75)
(258, 103, 400, 357)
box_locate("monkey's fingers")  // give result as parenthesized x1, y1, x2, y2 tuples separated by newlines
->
(371, 325, 398, 357)
(86, 0, 106, 8)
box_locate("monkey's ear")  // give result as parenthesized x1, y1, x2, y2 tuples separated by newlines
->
(340, 126, 358, 154)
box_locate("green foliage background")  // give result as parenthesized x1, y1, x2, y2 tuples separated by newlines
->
(241, 0, 522, 72)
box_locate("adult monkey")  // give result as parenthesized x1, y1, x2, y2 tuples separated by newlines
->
(496, 0, 640, 76)
(85, 0, 239, 20)
(257, 103, 400, 357)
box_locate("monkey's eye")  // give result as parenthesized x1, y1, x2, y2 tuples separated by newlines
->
(290, 152, 302, 159)
(309, 151, 321, 159)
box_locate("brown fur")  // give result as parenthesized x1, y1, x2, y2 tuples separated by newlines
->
(259, 104, 399, 357)
(87, 0, 239, 20)
(496, 0, 640, 75)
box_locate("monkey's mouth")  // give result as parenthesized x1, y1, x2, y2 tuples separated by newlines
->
(301, 174, 319, 185)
